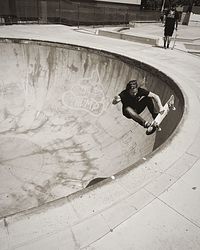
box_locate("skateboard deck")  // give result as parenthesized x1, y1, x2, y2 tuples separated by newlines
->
(146, 95, 175, 135)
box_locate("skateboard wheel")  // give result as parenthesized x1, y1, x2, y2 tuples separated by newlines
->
(146, 125, 156, 135)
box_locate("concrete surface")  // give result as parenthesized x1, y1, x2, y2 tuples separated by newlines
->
(97, 21, 200, 53)
(0, 37, 184, 218)
(0, 22, 200, 250)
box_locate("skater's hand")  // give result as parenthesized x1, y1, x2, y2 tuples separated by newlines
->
(112, 95, 121, 105)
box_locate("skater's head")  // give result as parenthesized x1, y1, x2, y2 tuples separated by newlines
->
(126, 80, 138, 96)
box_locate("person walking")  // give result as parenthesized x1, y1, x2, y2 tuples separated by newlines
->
(163, 4, 179, 49)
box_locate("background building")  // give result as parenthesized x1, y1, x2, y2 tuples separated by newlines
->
(0, 0, 161, 25)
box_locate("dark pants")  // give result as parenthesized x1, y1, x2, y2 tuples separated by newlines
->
(123, 97, 157, 120)
(136, 96, 157, 118)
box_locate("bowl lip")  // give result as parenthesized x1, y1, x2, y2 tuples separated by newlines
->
(0, 37, 188, 219)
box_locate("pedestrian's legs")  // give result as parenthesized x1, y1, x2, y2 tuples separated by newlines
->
(164, 36, 167, 48)
(164, 36, 171, 48)
(167, 36, 171, 48)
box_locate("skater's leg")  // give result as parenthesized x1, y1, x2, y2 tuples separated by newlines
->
(136, 97, 158, 119)
(146, 97, 158, 119)
(125, 107, 150, 128)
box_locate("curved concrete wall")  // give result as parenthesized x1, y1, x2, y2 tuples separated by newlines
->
(0, 39, 183, 217)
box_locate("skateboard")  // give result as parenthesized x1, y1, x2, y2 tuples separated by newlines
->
(146, 95, 175, 135)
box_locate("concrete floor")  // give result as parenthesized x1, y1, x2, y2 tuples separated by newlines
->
(0, 21, 200, 249)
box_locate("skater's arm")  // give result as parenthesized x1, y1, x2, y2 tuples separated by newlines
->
(112, 95, 121, 105)
(148, 92, 164, 112)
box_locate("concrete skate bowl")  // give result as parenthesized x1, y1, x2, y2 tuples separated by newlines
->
(0, 38, 184, 218)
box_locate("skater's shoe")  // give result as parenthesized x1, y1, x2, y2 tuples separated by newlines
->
(143, 121, 151, 128)
(146, 123, 157, 135)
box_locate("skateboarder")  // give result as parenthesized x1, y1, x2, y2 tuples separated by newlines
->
(112, 80, 164, 129)
(163, 4, 179, 49)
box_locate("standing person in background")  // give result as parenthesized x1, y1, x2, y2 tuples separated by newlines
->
(163, 4, 179, 49)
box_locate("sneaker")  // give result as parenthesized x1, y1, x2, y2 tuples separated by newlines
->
(143, 121, 151, 128)
(146, 124, 157, 135)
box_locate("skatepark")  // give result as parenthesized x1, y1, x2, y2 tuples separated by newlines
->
(0, 20, 200, 249)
